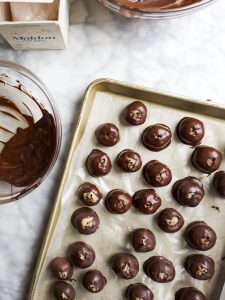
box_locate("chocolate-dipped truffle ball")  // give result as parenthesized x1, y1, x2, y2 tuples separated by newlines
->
(106, 189, 132, 214)
(86, 149, 112, 177)
(133, 189, 161, 214)
(124, 101, 147, 125)
(185, 221, 217, 251)
(158, 208, 184, 233)
(144, 256, 175, 283)
(83, 269, 107, 293)
(175, 287, 206, 300)
(77, 182, 102, 206)
(191, 146, 222, 174)
(172, 176, 205, 207)
(71, 207, 100, 235)
(69, 241, 95, 269)
(50, 257, 73, 280)
(126, 283, 154, 300)
(131, 228, 156, 252)
(142, 124, 172, 151)
(213, 171, 225, 197)
(54, 281, 75, 300)
(185, 254, 214, 280)
(143, 160, 172, 187)
(112, 253, 139, 279)
(95, 123, 120, 147)
(176, 117, 205, 146)
(116, 149, 142, 172)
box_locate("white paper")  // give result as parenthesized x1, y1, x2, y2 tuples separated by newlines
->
(32, 91, 225, 300)
(10, 0, 59, 21)
(0, 3, 11, 21)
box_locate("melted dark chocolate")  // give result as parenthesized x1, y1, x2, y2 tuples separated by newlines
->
(0, 96, 56, 187)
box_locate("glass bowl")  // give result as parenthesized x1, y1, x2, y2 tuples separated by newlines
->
(0, 60, 61, 204)
(97, 0, 216, 19)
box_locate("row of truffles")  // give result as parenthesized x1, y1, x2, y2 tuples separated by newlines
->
(50, 101, 221, 300)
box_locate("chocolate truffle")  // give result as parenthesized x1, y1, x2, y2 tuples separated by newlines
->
(185, 221, 217, 251)
(172, 176, 205, 207)
(175, 287, 206, 300)
(191, 146, 222, 174)
(131, 228, 156, 252)
(133, 189, 161, 214)
(106, 189, 132, 214)
(141, 123, 172, 151)
(86, 149, 112, 177)
(124, 101, 147, 125)
(83, 269, 107, 293)
(213, 171, 225, 197)
(185, 254, 214, 280)
(50, 257, 73, 280)
(126, 283, 154, 300)
(143, 160, 172, 187)
(77, 182, 102, 206)
(144, 256, 175, 283)
(95, 123, 120, 147)
(54, 281, 75, 300)
(116, 149, 142, 172)
(158, 208, 184, 233)
(69, 241, 95, 269)
(176, 117, 205, 146)
(71, 207, 100, 235)
(112, 253, 139, 279)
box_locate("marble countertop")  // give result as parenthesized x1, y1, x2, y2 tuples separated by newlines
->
(0, 0, 225, 299)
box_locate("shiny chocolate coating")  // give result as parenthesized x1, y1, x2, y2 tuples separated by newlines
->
(126, 283, 154, 300)
(83, 269, 107, 293)
(158, 208, 184, 233)
(54, 281, 75, 300)
(106, 189, 132, 214)
(116, 149, 142, 172)
(71, 207, 100, 235)
(191, 146, 222, 174)
(0, 97, 57, 188)
(144, 256, 175, 283)
(213, 171, 225, 197)
(95, 123, 120, 147)
(185, 254, 214, 280)
(69, 241, 95, 269)
(112, 253, 139, 279)
(185, 221, 216, 251)
(77, 182, 102, 206)
(172, 176, 205, 207)
(50, 257, 73, 280)
(131, 228, 156, 252)
(143, 160, 172, 187)
(141, 123, 172, 151)
(124, 101, 147, 125)
(175, 287, 206, 300)
(86, 149, 112, 177)
(176, 117, 205, 146)
(133, 189, 161, 214)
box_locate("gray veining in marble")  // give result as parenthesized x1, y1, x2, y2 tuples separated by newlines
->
(0, 0, 225, 299)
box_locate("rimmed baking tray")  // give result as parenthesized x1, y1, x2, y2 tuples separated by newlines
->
(28, 78, 225, 300)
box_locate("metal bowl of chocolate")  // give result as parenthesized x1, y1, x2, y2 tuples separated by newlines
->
(0, 60, 61, 203)
(97, 0, 216, 19)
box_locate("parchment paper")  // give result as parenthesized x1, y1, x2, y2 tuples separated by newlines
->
(33, 91, 225, 300)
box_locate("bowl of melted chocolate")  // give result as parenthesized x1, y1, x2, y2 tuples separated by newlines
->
(97, 0, 215, 19)
(0, 60, 61, 203)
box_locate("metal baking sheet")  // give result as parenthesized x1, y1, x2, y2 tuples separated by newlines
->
(28, 78, 225, 300)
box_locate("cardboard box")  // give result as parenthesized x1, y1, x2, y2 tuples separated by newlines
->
(0, 0, 69, 50)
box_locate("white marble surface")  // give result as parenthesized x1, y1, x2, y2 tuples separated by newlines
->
(0, 0, 225, 299)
